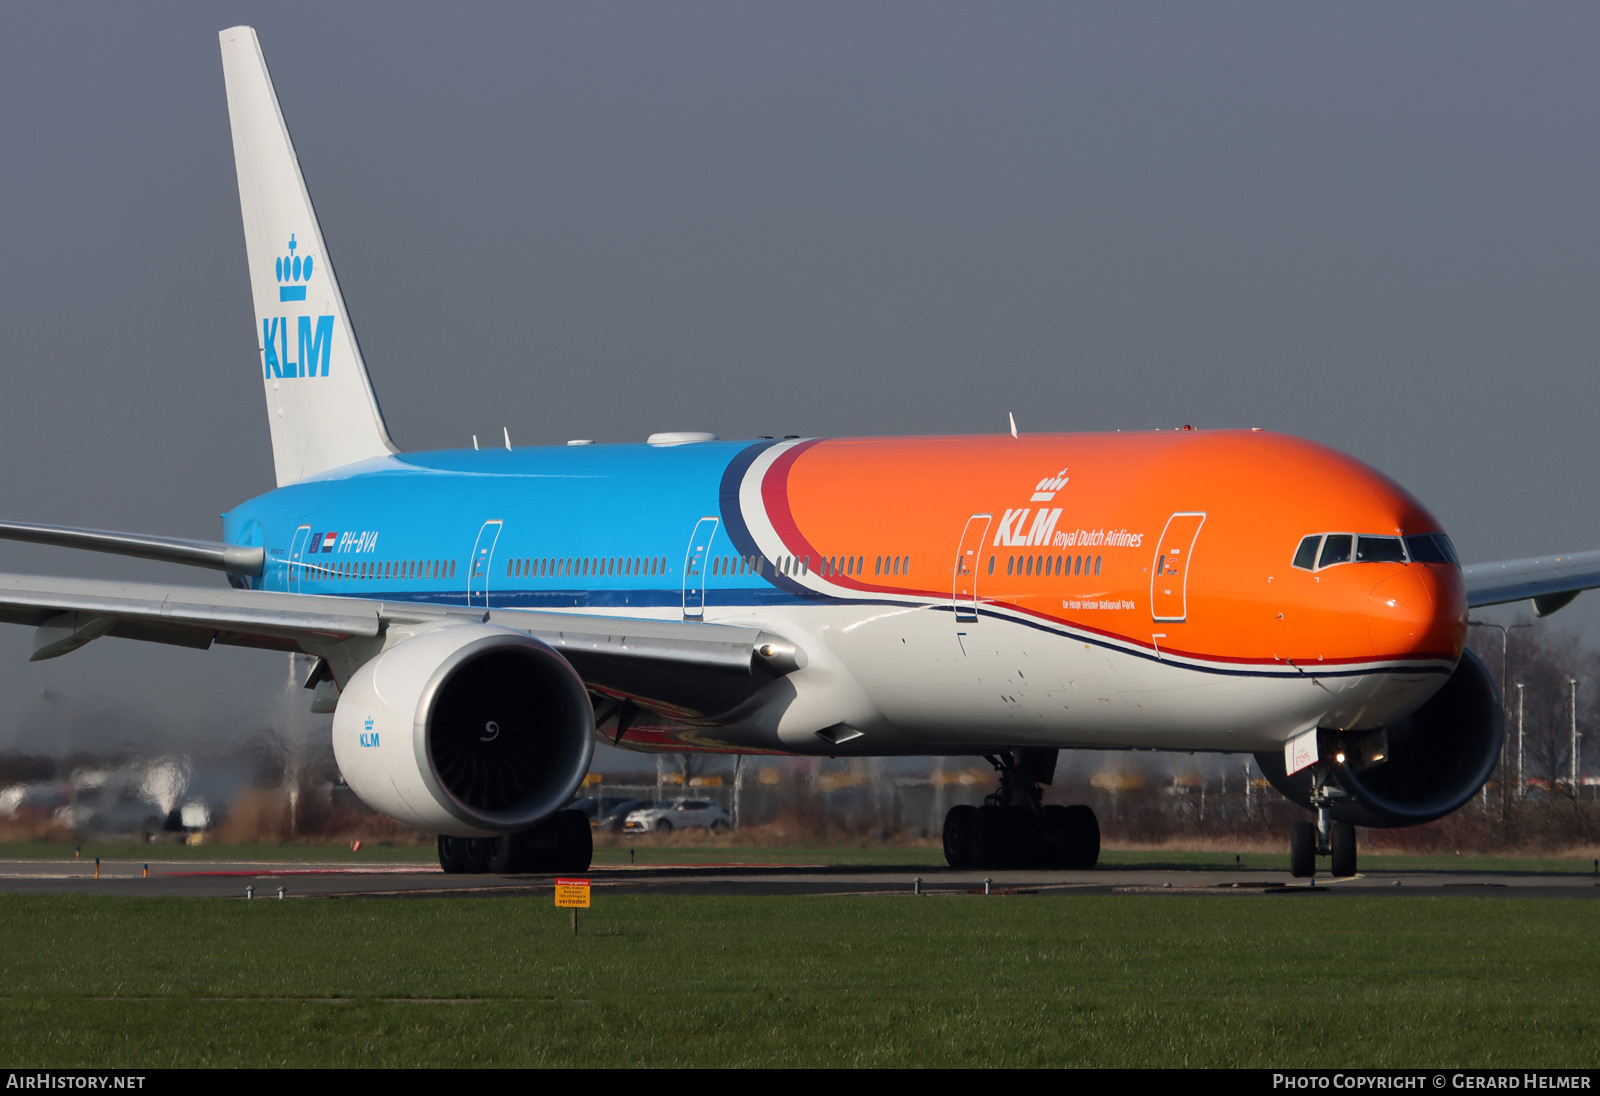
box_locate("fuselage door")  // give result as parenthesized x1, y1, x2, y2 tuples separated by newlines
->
(682, 516, 720, 620)
(1151, 512, 1206, 623)
(468, 520, 504, 608)
(952, 513, 992, 624)
(287, 525, 311, 593)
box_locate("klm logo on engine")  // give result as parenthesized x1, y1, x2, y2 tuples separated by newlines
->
(360, 716, 379, 749)
(262, 234, 335, 379)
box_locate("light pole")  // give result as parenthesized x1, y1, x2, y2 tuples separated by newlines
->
(1516, 682, 1526, 799)
(1571, 678, 1581, 794)
(1468, 619, 1534, 816)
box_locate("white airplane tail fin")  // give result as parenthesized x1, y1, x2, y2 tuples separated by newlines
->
(220, 26, 397, 486)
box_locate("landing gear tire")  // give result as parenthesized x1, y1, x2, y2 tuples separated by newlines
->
(972, 806, 1013, 869)
(487, 831, 527, 874)
(437, 834, 469, 874)
(463, 837, 491, 874)
(477, 810, 594, 875)
(1061, 804, 1100, 870)
(1040, 804, 1071, 867)
(1330, 820, 1357, 877)
(1289, 820, 1316, 878)
(943, 804, 977, 868)
(944, 802, 1098, 870)
(554, 810, 593, 873)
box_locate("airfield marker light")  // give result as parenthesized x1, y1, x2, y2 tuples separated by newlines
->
(629, 848, 635, 865)
(142, 864, 148, 879)
(74, 845, 81, 861)
(913, 877, 922, 896)
(1235, 855, 1241, 870)
(277, 887, 286, 900)
(246, 885, 254, 900)
(984, 878, 992, 895)
(94, 858, 100, 880)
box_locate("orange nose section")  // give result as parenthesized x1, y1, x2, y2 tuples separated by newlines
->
(1368, 568, 1467, 661)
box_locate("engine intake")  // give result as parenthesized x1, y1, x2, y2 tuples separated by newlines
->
(1255, 650, 1503, 828)
(333, 624, 594, 836)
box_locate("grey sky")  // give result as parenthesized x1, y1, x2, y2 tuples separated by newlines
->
(1, 3, 1598, 755)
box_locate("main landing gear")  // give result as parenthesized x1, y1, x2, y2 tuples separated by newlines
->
(942, 749, 1100, 870)
(437, 809, 592, 875)
(1287, 769, 1357, 879)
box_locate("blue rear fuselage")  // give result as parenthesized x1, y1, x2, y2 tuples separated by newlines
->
(224, 439, 794, 611)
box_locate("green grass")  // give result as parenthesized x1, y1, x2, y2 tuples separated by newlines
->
(0, 893, 1596, 1067)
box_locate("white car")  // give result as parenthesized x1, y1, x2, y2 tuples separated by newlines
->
(623, 799, 732, 834)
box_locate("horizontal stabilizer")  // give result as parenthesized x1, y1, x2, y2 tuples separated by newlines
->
(0, 520, 265, 576)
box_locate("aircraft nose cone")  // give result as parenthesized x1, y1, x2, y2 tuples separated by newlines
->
(1368, 568, 1464, 660)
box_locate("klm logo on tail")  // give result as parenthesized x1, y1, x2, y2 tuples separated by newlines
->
(263, 234, 335, 379)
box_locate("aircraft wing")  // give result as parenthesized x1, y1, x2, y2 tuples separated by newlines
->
(0, 572, 798, 717)
(1462, 549, 1600, 617)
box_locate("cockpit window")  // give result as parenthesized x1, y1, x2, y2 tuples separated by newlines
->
(1292, 535, 1322, 571)
(1356, 535, 1405, 563)
(1318, 534, 1353, 569)
(1296, 530, 1461, 571)
(1404, 533, 1459, 566)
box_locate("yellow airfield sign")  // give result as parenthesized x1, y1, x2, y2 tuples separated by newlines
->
(555, 878, 591, 908)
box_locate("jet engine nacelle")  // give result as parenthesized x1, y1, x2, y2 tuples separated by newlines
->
(332, 623, 595, 837)
(1256, 650, 1503, 828)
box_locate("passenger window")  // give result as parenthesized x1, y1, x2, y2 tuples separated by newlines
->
(1293, 535, 1321, 570)
(1318, 535, 1353, 568)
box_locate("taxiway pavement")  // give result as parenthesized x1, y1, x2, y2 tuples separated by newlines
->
(1, 857, 1596, 900)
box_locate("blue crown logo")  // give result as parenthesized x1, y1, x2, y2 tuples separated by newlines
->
(275, 234, 314, 302)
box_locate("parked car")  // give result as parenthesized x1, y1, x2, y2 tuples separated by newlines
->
(623, 799, 732, 834)
(595, 798, 654, 833)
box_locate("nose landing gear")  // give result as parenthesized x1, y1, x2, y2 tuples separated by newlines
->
(942, 749, 1100, 870)
(1288, 767, 1358, 879)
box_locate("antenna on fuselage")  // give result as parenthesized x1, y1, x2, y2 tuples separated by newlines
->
(503, 427, 512, 451)
(472, 435, 479, 451)
(1008, 411, 1019, 439)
